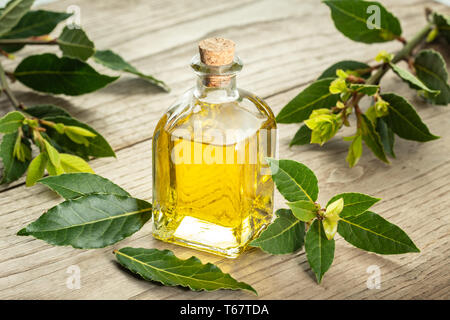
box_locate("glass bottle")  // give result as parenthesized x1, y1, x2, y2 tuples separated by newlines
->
(152, 38, 276, 258)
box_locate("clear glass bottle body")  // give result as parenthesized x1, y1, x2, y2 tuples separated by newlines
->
(152, 55, 276, 258)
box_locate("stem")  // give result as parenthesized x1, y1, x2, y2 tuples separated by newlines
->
(366, 22, 433, 86)
(0, 60, 24, 110)
(0, 38, 57, 45)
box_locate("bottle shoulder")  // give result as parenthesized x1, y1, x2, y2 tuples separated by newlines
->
(157, 87, 276, 134)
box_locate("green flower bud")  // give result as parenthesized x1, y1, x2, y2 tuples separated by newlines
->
(329, 78, 348, 94)
(323, 197, 344, 240)
(426, 27, 439, 43)
(336, 101, 346, 109)
(375, 99, 389, 117)
(375, 50, 394, 63)
(305, 109, 342, 146)
(336, 69, 348, 79)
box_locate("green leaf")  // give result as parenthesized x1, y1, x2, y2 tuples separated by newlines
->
(14, 53, 118, 96)
(26, 152, 47, 187)
(350, 84, 379, 96)
(59, 153, 94, 173)
(318, 60, 371, 80)
(338, 211, 420, 254)
(39, 172, 130, 199)
(433, 12, 450, 42)
(287, 200, 317, 222)
(360, 114, 389, 163)
(323, 0, 402, 43)
(24, 104, 71, 118)
(0, 131, 30, 183)
(64, 125, 96, 137)
(289, 125, 312, 146)
(0, 0, 34, 37)
(305, 220, 335, 283)
(346, 134, 362, 168)
(276, 78, 339, 123)
(0, 111, 24, 133)
(57, 26, 94, 61)
(43, 138, 61, 168)
(390, 63, 439, 97)
(46, 159, 63, 175)
(41, 116, 115, 158)
(250, 209, 305, 254)
(93, 50, 170, 92)
(266, 158, 319, 203)
(114, 247, 256, 294)
(18, 194, 152, 249)
(0, 10, 71, 53)
(376, 118, 395, 158)
(414, 49, 450, 105)
(326, 192, 380, 218)
(381, 93, 439, 142)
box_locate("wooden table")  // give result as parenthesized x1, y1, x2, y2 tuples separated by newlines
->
(1, 0, 449, 300)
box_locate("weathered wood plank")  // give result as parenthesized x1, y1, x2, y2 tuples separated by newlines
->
(1, 71, 449, 299)
(0, 0, 449, 299)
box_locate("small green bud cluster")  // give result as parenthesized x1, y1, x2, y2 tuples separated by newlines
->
(305, 109, 343, 146)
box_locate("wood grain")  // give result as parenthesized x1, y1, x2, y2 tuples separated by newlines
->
(0, 0, 449, 299)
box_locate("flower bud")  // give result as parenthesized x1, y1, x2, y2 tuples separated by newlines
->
(305, 109, 342, 146)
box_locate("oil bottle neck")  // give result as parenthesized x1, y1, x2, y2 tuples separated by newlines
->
(194, 74, 239, 102)
(190, 53, 243, 103)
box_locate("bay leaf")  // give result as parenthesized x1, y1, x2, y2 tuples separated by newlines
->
(305, 219, 335, 283)
(0, 131, 30, 184)
(93, 49, 170, 92)
(0, 0, 34, 37)
(25, 104, 71, 118)
(390, 63, 439, 97)
(57, 26, 95, 61)
(338, 211, 420, 254)
(115, 247, 256, 294)
(250, 209, 305, 254)
(360, 114, 389, 163)
(289, 125, 312, 147)
(266, 158, 318, 203)
(381, 93, 439, 142)
(18, 194, 152, 249)
(414, 49, 450, 105)
(14, 53, 118, 96)
(0, 10, 71, 53)
(376, 118, 395, 158)
(0, 111, 24, 134)
(39, 172, 130, 199)
(323, 0, 402, 43)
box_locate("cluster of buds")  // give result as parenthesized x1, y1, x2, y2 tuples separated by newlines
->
(305, 109, 343, 146)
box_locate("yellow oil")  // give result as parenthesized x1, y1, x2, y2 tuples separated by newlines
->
(152, 98, 276, 258)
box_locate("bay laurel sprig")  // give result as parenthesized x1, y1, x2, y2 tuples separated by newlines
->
(250, 158, 419, 283)
(17, 172, 256, 294)
(0, 0, 170, 186)
(277, 0, 449, 168)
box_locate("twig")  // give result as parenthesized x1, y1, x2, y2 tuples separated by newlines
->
(0, 61, 24, 110)
(0, 38, 57, 45)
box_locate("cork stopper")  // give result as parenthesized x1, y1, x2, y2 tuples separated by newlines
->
(199, 37, 235, 66)
(198, 37, 235, 87)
